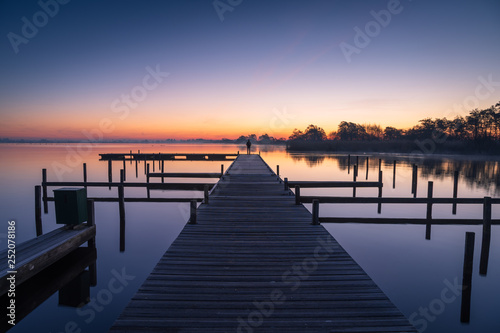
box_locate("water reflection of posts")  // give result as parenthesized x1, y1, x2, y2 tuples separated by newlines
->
(35, 185, 43, 236)
(426, 181, 433, 240)
(480, 197, 492, 276)
(392, 160, 396, 189)
(119, 170, 125, 252)
(347, 154, 351, 174)
(42, 168, 48, 213)
(353, 165, 357, 197)
(461, 232, 475, 323)
(108, 160, 112, 190)
(452, 171, 459, 214)
(161, 159, 165, 183)
(146, 164, 151, 199)
(377, 171, 382, 214)
(355, 156, 359, 177)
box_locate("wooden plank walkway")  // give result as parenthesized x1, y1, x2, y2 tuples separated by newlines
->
(110, 155, 417, 332)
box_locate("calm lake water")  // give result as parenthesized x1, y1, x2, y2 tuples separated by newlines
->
(1, 143, 499, 333)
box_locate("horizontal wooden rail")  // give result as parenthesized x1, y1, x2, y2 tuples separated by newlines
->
(43, 182, 214, 191)
(288, 181, 381, 188)
(46, 197, 203, 203)
(319, 217, 500, 225)
(99, 153, 238, 161)
(148, 172, 221, 178)
(300, 196, 500, 204)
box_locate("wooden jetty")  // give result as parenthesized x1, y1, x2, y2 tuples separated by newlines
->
(110, 155, 417, 332)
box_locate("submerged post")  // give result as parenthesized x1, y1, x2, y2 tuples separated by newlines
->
(295, 185, 301, 205)
(312, 199, 319, 225)
(460, 232, 475, 323)
(35, 185, 42, 236)
(204, 185, 210, 205)
(118, 183, 125, 252)
(42, 168, 48, 213)
(392, 160, 396, 189)
(452, 170, 459, 214)
(480, 197, 492, 275)
(189, 200, 197, 224)
(353, 165, 357, 197)
(426, 181, 433, 240)
(377, 171, 383, 214)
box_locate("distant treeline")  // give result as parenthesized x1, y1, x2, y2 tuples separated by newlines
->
(287, 103, 500, 154)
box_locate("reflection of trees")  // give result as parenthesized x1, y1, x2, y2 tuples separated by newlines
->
(286, 153, 500, 193)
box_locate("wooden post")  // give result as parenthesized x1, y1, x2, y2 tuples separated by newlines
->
(377, 171, 383, 214)
(452, 170, 459, 214)
(392, 160, 396, 189)
(460, 232, 475, 323)
(276, 165, 279, 177)
(144, 156, 147, 174)
(353, 165, 357, 197)
(204, 185, 210, 205)
(189, 200, 197, 224)
(120, 169, 125, 183)
(312, 199, 319, 225)
(152, 154, 155, 172)
(378, 158, 382, 171)
(42, 168, 48, 213)
(83, 163, 87, 187)
(118, 184, 125, 252)
(411, 164, 418, 198)
(355, 156, 359, 177)
(87, 200, 97, 286)
(161, 160, 165, 183)
(480, 197, 492, 275)
(130, 150, 133, 164)
(108, 160, 112, 188)
(426, 181, 433, 240)
(146, 164, 150, 199)
(122, 159, 126, 181)
(347, 154, 350, 174)
(295, 186, 301, 205)
(135, 159, 138, 178)
(35, 185, 42, 236)
(86, 199, 96, 248)
(284, 178, 288, 191)
(221, 164, 224, 177)
(365, 156, 369, 180)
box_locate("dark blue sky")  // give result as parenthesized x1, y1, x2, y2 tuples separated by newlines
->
(1, 0, 499, 139)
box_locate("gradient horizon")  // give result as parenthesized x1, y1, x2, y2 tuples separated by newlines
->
(1, 0, 499, 140)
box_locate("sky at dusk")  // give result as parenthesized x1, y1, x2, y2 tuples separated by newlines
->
(1, 0, 499, 140)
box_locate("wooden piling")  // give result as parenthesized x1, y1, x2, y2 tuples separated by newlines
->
(120, 169, 125, 183)
(347, 154, 350, 174)
(312, 199, 319, 225)
(377, 171, 382, 214)
(204, 185, 210, 204)
(426, 181, 433, 240)
(146, 164, 150, 199)
(452, 170, 459, 214)
(135, 160, 138, 178)
(365, 156, 369, 180)
(87, 199, 97, 286)
(152, 155, 155, 172)
(189, 200, 197, 224)
(108, 160, 112, 186)
(122, 159, 126, 181)
(221, 164, 224, 177)
(480, 197, 492, 275)
(161, 160, 165, 183)
(277, 165, 279, 177)
(355, 157, 359, 177)
(353, 165, 357, 197)
(460, 232, 475, 323)
(392, 160, 396, 189)
(130, 150, 133, 164)
(295, 186, 301, 205)
(411, 164, 418, 198)
(83, 163, 87, 187)
(42, 169, 48, 213)
(35, 185, 42, 236)
(118, 184, 125, 252)
(378, 158, 382, 171)
(284, 177, 289, 191)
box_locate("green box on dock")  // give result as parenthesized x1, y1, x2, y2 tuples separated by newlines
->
(54, 188, 88, 225)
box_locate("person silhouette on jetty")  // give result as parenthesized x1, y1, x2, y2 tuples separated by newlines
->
(246, 139, 251, 154)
